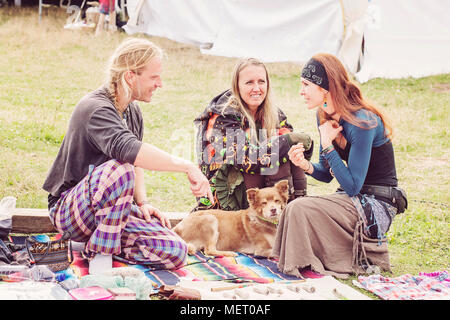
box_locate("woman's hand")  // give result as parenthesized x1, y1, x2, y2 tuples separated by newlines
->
(139, 203, 171, 228)
(318, 120, 343, 148)
(288, 143, 312, 173)
(288, 143, 305, 166)
(186, 164, 215, 205)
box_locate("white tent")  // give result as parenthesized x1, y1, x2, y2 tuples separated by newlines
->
(353, 0, 450, 82)
(124, 0, 450, 82)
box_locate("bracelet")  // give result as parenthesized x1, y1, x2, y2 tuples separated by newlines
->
(301, 160, 312, 172)
(137, 200, 150, 207)
(320, 145, 334, 155)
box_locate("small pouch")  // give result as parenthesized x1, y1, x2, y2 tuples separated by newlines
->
(156, 285, 201, 300)
(25, 232, 73, 272)
(393, 187, 408, 213)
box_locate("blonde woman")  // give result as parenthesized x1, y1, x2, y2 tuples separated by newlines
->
(194, 58, 313, 211)
(43, 38, 213, 274)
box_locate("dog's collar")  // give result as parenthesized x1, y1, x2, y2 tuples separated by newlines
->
(256, 215, 278, 226)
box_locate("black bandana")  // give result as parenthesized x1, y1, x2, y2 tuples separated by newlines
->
(301, 58, 329, 91)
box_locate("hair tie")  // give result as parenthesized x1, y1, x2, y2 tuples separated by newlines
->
(301, 58, 329, 91)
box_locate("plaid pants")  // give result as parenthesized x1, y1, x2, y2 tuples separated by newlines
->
(49, 160, 188, 269)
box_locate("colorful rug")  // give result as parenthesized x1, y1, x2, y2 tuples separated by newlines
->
(8, 235, 321, 286)
(358, 270, 450, 300)
(69, 251, 321, 287)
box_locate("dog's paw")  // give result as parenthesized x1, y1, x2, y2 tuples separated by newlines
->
(254, 249, 273, 258)
(205, 250, 238, 257)
(226, 251, 239, 257)
(218, 252, 238, 258)
(187, 243, 197, 255)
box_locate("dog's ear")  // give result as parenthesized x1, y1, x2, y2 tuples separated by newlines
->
(274, 180, 289, 198)
(246, 188, 259, 206)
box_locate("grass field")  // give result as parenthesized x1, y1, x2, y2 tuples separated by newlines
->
(0, 6, 448, 280)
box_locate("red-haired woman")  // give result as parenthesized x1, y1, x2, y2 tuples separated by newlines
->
(272, 53, 407, 279)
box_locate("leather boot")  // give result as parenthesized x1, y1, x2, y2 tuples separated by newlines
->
(291, 162, 307, 199)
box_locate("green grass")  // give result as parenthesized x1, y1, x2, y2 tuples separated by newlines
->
(0, 7, 448, 287)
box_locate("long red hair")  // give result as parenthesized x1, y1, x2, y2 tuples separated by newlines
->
(313, 53, 393, 139)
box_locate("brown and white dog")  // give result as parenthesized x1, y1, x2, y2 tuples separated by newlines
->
(174, 180, 289, 257)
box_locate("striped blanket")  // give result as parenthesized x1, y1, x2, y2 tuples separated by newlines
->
(9, 235, 320, 286)
(69, 251, 321, 286)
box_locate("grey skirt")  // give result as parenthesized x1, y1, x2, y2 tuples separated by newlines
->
(272, 192, 392, 279)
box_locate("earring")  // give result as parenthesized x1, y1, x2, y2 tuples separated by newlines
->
(323, 98, 327, 108)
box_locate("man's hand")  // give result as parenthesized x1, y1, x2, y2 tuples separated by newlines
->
(139, 203, 171, 229)
(186, 164, 214, 205)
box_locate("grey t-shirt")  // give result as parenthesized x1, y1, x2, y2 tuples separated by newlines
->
(43, 86, 143, 208)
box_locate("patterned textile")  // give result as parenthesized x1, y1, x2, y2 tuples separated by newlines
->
(69, 251, 321, 287)
(358, 271, 450, 300)
(351, 193, 397, 240)
(49, 159, 187, 269)
(301, 58, 329, 90)
(118, 211, 188, 269)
